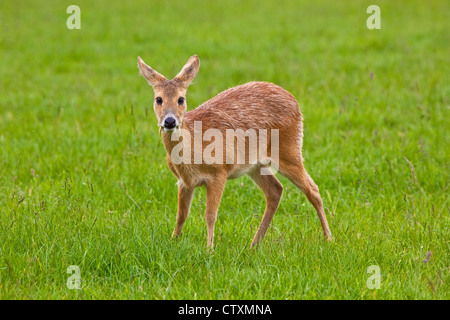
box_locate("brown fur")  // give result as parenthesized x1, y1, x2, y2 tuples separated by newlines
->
(138, 55, 332, 249)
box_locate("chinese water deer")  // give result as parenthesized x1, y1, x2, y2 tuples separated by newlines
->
(137, 55, 332, 250)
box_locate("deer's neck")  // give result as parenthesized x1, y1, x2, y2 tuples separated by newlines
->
(161, 120, 205, 188)
(161, 121, 193, 161)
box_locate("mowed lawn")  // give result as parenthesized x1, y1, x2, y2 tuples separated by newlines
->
(0, 0, 448, 299)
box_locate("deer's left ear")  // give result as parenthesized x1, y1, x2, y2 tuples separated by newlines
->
(173, 55, 200, 88)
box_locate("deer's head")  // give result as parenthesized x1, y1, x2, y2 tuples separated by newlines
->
(138, 55, 200, 133)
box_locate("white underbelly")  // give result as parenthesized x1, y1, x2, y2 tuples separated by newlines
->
(227, 164, 255, 179)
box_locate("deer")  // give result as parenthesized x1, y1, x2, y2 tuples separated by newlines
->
(137, 55, 332, 250)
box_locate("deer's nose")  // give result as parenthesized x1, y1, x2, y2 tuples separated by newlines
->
(164, 117, 177, 129)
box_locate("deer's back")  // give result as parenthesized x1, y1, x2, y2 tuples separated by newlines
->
(184, 82, 302, 132)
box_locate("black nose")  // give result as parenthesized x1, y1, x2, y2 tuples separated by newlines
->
(164, 117, 177, 129)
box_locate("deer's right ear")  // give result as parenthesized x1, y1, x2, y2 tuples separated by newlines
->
(137, 56, 166, 87)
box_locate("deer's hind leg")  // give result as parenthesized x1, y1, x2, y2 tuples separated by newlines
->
(247, 166, 284, 247)
(279, 158, 332, 240)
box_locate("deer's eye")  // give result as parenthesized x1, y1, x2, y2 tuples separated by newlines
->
(155, 97, 163, 105)
(178, 97, 185, 105)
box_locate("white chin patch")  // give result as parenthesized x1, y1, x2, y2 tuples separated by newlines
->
(163, 127, 176, 133)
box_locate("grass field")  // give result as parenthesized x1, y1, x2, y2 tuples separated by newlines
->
(0, 0, 448, 299)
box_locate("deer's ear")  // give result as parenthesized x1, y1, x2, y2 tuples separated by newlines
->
(173, 55, 200, 88)
(138, 57, 167, 87)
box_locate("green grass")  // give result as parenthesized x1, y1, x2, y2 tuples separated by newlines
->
(0, 0, 448, 299)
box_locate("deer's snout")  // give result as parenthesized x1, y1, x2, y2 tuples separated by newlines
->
(164, 117, 177, 129)
(161, 114, 180, 132)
